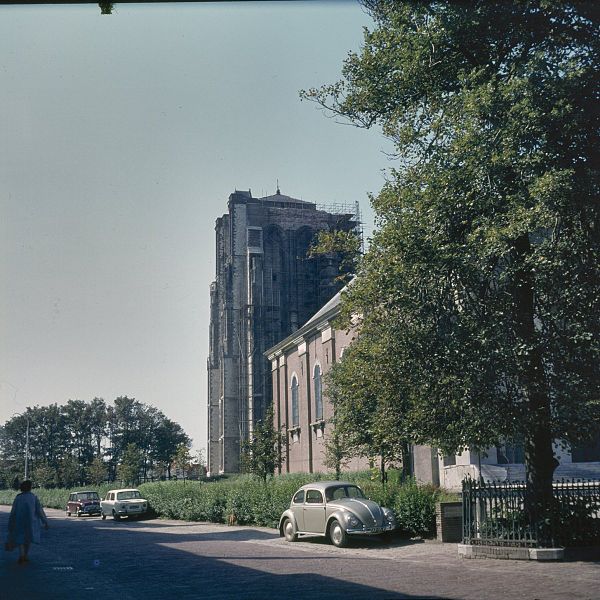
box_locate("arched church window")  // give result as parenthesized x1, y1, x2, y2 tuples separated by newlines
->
(291, 375, 299, 427)
(314, 364, 323, 421)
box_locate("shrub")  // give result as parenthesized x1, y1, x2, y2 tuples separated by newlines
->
(392, 480, 440, 537)
(196, 483, 226, 522)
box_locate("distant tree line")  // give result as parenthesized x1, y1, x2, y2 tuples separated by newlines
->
(0, 396, 191, 489)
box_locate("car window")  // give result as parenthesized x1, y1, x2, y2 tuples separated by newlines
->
(117, 490, 142, 501)
(292, 490, 305, 504)
(346, 486, 365, 498)
(305, 490, 323, 504)
(327, 487, 347, 501)
(325, 485, 365, 501)
(77, 492, 99, 501)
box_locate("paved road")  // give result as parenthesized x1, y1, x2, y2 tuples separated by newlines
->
(1, 506, 598, 600)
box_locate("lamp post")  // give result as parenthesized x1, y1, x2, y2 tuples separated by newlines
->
(24, 417, 30, 480)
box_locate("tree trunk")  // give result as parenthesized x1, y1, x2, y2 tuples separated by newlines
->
(514, 234, 559, 546)
(401, 442, 413, 479)
(380, 454, 387, 487)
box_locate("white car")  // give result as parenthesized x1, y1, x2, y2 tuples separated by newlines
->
(101, 488, 148, 521)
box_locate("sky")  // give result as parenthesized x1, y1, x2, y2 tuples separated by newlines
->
(0, 1, 391, 454)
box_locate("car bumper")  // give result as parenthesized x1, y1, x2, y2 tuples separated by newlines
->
(114, 508, 147, 516)
(79, 507, 101, 515)
(346, 523, 395, 536)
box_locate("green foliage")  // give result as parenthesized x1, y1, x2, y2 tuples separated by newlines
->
(121, 471, 449, 535)
(87, 457, 108, 485)
(0, 397, 190, 488)
(0, 483, 115, 511)
(57, 455, 80, 488)
(172, 444, 192, 479)
(302, 0, 600, 529)
(32, 461, 57, 489)
(392, 480, 444, 538)
(309, 229, 362, 283)
(325, 331, 411, 478)
(0, 472, 452, 538)
(240, 408, 283, 482)
(323, 428, 351, 481)
(117, 443, 144, 486)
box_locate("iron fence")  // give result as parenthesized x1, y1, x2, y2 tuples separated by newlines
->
(462, 478, 600, 548)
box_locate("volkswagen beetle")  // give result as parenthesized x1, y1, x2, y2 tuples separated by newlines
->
(279, 481, 396, 547)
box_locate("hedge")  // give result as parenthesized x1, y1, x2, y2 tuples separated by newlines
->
(0, 472, 455, 537)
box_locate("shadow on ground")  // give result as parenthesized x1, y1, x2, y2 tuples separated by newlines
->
(1, 507, 452, 600)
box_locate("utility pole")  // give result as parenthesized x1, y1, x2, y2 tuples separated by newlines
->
(24, 417, 30, 480)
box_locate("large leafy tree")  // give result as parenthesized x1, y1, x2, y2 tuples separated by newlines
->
(304, 0, 599, 540)
(107, 397, 189, 482)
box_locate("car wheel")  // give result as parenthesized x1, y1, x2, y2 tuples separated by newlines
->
(101, 511, 106, 520)
(112, 510, 121, 521)
(329, 519, 349, 548)
(282, 518, 297, 542)
(66, 510, 71, 517)
(77, 512, 81, 517)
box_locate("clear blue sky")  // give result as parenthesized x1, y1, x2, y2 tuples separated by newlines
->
(0, 1, 391, 453)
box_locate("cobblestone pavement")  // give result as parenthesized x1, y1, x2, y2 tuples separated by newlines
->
(1, 507, 598, 600)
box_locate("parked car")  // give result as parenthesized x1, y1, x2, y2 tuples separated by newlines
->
(101, 488, 148, 521)
(66, 490, 102, 517)
(279, 481, 396, 548)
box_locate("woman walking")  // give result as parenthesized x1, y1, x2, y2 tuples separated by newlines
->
(6, 480, 49, 563)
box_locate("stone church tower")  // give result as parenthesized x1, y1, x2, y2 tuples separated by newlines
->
(207, 189, 358, 475)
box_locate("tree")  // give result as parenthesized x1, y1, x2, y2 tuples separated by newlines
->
(117, 443, 144, 486)
(32, 461, 56, 489)
(323, 427, 350, 481)
(58, 455, 80, 488)
(108, 397, 189, 482)
(172, 444, 192, 480)
(88, 456, 108, 485)
(152, 417, 190, 479)
(303, 1, 599, 543)
(64, 399, 95, 482)
(325, 324, 412, 484)
(240, 408, 282, 482)
(0, 397, 190, 486)
(88, 397, 108, 458)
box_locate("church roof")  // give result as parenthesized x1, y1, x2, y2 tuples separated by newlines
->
(302, 288, 343, 329)
(258, 192, 313, 205)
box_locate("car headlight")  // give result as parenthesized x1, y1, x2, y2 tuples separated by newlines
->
(382, 508, 395, 523)
(344, 513, 361, 528)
